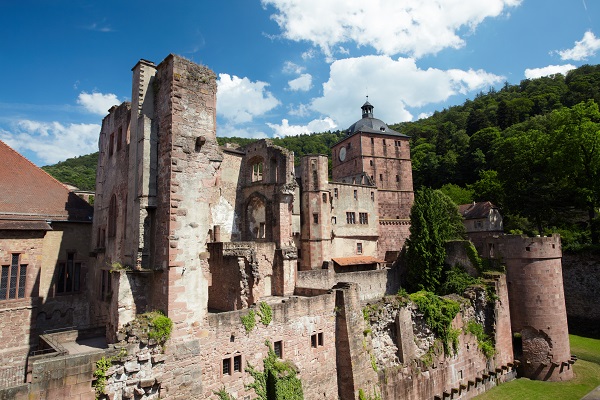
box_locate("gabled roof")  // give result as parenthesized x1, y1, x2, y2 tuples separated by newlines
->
(0, 141, 93, 223)
(458, 201, 497, 220)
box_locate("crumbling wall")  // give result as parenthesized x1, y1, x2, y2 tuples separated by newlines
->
(363, 283, 516, 400)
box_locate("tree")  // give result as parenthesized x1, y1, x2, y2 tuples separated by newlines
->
(404, 189, 465, 293)
(550, 100, 600, 243)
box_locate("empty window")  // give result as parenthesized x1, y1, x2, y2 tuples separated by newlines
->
(274, 341, 283, 358)
(117, 127, 123, 151)
(311, 332, 324, 348)
(313, 213, 319, 224)
(56, 252, 81, 294)
(383, 139, 386, 145)
(371, 192, 375, 202)
(379, 174, 383, 182)
(369, 160, 373, 166)
(395, 140, 401, 147)
(0, 254, 27, 300)
(252, 162, 264, 182)
(370, 137, 374, 144)
(357, 243, 363, 254)
(396, 175, 400, 182)
(354, 190, 358, 200)
(223, 358, 231, 375)
(108, 132, 115, 156)
(346, 212, 356, 224)
(108, 194, 118, 238)
(101, 270, 111, 301)
(334, 188, 338, 198)
(233, 355, 242, 372)
(322, 193, 327, 203)
(332, 216, 337, 224)
(359, 213, 368, 224)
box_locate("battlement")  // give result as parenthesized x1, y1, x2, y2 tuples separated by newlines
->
(485, 234, 562, 260)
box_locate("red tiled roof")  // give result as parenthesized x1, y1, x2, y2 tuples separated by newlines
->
(332, 256, 385, 266)
(458, 201, 496, 220)
(0, 141, 93, 222)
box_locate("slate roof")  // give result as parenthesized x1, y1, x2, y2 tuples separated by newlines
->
(345, 101, 409, 138)
(0, 141, 93, 223)
(458, 201, 497, 220)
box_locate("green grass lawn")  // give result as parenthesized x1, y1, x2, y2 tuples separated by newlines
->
(475, 335, 600, 400)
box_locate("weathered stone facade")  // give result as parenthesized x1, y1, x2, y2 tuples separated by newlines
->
(0, 55, 576, 400)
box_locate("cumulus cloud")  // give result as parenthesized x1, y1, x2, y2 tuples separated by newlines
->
(77, 92, 121, 115)
(524, 64, 576, 79)
(267, 117, 337, 137)
(310, 55, 503, 128)
(0, 120, 100, 165)
(262, 0, 521, 58)
(287, 74, 313, 91)
(556, 31, 600, 61)
(217, 74, 280, 123)
(288, 103, 312, 117)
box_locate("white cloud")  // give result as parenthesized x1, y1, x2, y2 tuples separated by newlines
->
(262, 0, 521, 58)
(310, 55, 503, 128)
(524, 64, 576, 79)
(0, 120, 100, 165)
(302, 49, 316, 60)
(77, 92, 121, 115)
(287, 73, 313, 91)
(556, 31, 600, 61)
(216, 123, 270, 139)
(283, 61, 305, 74)
(217, 74, 280, 123)
(288, 103, 312, 117)
(267, 117, 337, 137)
(417, 112, 433, 120)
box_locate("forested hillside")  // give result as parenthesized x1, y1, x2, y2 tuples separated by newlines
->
(43, 64, 600, 248)
(391, 64, 600, 248)
(42, 152, 98, 191)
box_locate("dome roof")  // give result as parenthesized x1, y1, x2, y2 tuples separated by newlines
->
(345, 101, 408, 137)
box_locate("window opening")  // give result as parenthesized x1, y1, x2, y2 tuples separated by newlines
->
(346, 212, 356, 224)
(252, 162, 264, 182)
(274, 341, 283, 358)
(223, 358, 231, 375)
(357, 242, 363, 254)
(1, 254, 27, 300)
(313, 213, 319, 224)
(233, 355, 242, 372)
(359, 212, 368, 224)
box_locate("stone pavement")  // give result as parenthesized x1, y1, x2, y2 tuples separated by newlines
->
(582, 385, 600, 400)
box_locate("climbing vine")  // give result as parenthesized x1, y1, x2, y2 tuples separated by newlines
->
(241, 310, 257, 333)
(466, 321, 495, 358)
(92, 356, 113, 399)
(409, 291, 460, 355)
(258, 302, 273, 326)
(214, 387, 237, 400)
(246, 341, 304, 400)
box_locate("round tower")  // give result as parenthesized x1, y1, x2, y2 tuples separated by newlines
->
(486, 234, 573, 381)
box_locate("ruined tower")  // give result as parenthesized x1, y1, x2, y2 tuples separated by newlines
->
(485, 235, 573, 381)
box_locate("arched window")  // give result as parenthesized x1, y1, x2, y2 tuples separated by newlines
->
(108, 194, 118, 238)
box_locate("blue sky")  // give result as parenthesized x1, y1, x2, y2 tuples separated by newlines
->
(0, 0, 599, 166)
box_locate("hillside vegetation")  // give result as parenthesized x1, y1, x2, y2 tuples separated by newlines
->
(43, 64, 600, 249)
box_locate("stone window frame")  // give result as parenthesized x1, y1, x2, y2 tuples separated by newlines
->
(359, 212, 368, 225)
(221, 352, 244, 379)
(0, 253, 27, 301)
(310, 331, 324, 349)
(322, 193, 327, 203)
(55, 251, 82, 296)
(346, 212, 356, 224)
(313, 213, 319, 224)
(273, 340, 283, 359)
(357, 242, 363, 254)
(249, 157, 265, 183)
